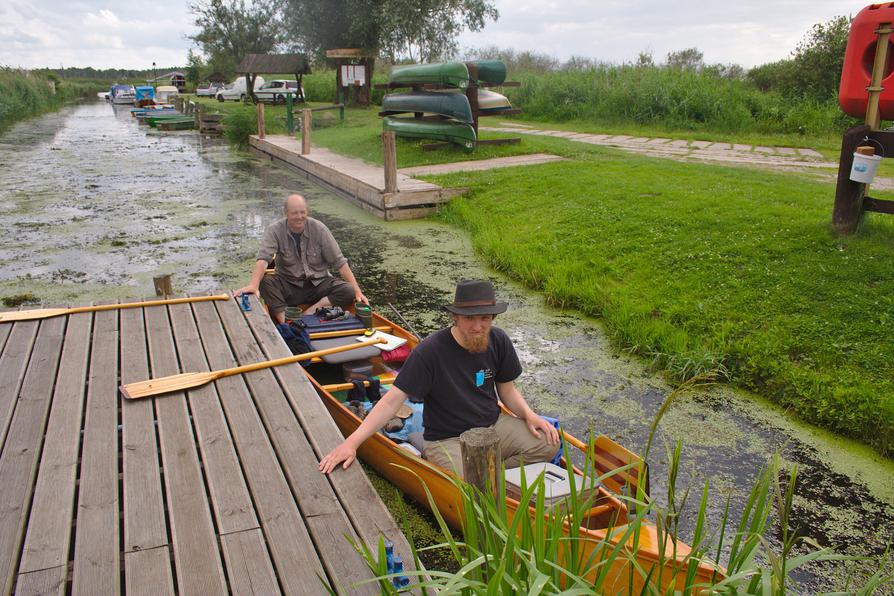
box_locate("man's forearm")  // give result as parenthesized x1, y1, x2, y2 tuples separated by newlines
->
(248, 259, 268, 290)
(497, 382, 536, 419)
(345, 387, 407, 448)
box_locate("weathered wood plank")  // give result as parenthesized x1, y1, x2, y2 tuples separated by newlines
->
(241, 299, 424, 583)
(191, 299, 325, 595)
(19, 312, 92, 576)
(219, 529, 279, 595)
(14, 566, 65, 596)
(0, 316, 66, 595)
(124, 547, 175, 596)
(143, 303, 227, 596)
(120, 304, 172, 590)
(72, 309, 120, 596)
(167, 302, 258, 535)
(224, 298, 380, 595)
(0, 321, 39, 450)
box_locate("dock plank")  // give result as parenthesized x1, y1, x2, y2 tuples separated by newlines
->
(0, 321, 39, 450)
(219, 529, 279, 595)
(124, 547, 174, 596)
(19, 312, 92, 575)
(215, 302, 379, 594)
(143, 304, 227, 596)
(120, 305, 172, 589)
(0, 316, 66, 595)
(191, 299, 324, 594)
(72, 309, 120, 595)
(168, 302, 258, 535)
(14, 566, 65, 596)
(242, 299, 425, 582)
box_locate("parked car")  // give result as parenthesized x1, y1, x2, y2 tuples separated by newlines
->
(254, 79, 305, 104)
(215, 76, 266, 102)
(195, 81, 224, 97)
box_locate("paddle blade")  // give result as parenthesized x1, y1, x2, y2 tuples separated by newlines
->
(120, 370, 218, 400)
(0, 308, 70, 323)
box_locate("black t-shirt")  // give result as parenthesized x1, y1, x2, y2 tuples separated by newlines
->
(394, 326, 522, 441)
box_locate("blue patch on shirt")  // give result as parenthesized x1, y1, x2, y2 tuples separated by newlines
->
(475, 370, 485, 387)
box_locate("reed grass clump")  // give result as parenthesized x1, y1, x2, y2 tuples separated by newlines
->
(0, 68, 101, 129)
(503, 65, 852, 137)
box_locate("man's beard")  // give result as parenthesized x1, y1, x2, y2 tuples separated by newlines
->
(465, 332, 489, 353)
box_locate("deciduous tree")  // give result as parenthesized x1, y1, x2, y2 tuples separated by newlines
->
(188, 0, 283, 75)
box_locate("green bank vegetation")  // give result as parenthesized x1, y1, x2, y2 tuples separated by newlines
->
(0, 68, 104, 130)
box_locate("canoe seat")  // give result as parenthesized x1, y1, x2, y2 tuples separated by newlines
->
(593, 435, 650, 508)
(309, 336, 381, 364)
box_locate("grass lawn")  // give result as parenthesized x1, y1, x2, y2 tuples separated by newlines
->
(198, 100, 894, 453)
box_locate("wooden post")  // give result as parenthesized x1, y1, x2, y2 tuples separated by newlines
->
(286, 92, 294, 134)
(833, 125, 872, 233)
(383, 131, 397, 193)
(153, 274, 173, 297)
(257, 102, 266, 139)
(460, 427, 500, 494)
(866, 23, 893, 130)
(301, 109, 311, 154)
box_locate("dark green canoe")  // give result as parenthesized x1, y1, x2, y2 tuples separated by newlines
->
(468, 60, 507, 85)
(383, 116, 476, 152)
(381, 91, 473, 123)
(389, 62, 470, 89)
(145, 115, 191, 128)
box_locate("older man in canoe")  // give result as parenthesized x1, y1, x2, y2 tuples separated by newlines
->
(320, 279, 560, 478)
(235, 193, 368, 323)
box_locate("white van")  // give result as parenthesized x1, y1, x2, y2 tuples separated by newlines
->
(215, 76, 266, 102)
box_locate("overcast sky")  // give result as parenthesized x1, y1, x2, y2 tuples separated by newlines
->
(0, 0, 872, 71)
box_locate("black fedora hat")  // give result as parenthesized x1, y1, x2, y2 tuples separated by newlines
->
(443, 280, 508, 315)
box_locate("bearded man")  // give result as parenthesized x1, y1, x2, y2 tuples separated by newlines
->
(319, 279, 559, 478)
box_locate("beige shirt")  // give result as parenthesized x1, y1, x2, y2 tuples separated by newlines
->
(256, 217, 348, 286)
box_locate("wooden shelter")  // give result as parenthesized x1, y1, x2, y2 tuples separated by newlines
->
(326, 49, 374, 106)
(237, 54, 311, 102)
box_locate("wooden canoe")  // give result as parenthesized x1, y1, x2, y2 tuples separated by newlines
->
(383, 116, 476, 152)
(380, 91, 474, 123)
(305, 310, 722, 592)
(389, 62, 470, 89)
(477, 89, 513, 112)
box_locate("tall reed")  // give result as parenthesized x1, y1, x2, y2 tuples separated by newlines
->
(0, 68, 101, 129)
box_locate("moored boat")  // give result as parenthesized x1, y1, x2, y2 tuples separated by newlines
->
(303, 309, 722, 592)
(134, 86, 156, 107)
(109, 84, 136, 105)
(477, 88, 512, 112)
(383, 116, 476, 152)
(380, 91, 474, 123)
(468, 59, 507, 85)
(389, 62, 470, 89)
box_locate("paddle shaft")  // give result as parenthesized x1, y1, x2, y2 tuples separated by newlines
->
(0, 294, 231, 323)
(308, 325, 391, 340)
(121, 337, 386, 399)
(321, 375, 397, 392)
(387, 302, 422, 341)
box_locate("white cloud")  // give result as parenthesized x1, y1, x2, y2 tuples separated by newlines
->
(84, 9, 121, 27)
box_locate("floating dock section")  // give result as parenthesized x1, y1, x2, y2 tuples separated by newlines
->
(0, 295, 417, 594)
(250, 134, 463, 220)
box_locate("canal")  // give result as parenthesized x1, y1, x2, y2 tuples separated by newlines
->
(1, 100, 892, 591)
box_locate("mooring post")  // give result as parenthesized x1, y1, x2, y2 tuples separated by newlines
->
(383, 131, 398, 193)
(153, 274, 173, 297)
(257, 102, 266, 139)
(286, 92, 294, 134)
(301, 109, 311, 154)
(460, 427, 501, 495)
(833, 125, 872, 233)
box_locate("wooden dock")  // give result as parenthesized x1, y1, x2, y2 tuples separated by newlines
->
(0, 296, 418, 595)
(250, 135, 463, 220)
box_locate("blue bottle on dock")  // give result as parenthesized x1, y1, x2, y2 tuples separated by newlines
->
(392, 555, 409, 589)
(384, 539, 394, 574)
(240, 294, 251, 311)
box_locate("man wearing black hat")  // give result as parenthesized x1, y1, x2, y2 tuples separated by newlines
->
(319, 279, 560, 478)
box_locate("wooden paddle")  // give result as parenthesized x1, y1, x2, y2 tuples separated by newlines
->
(320, 375, 397, 392)
(0, 294, 233, 323)
(308, 325, 391, 340)
(120, 337, 386, 400)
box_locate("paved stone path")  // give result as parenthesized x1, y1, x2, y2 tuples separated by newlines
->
(398, 153, 564, 176)
(480, 122, 840, 170)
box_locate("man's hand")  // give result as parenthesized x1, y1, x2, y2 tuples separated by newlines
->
(234, 286, 257, 297)
(526, 414, 560, 445)
(319, 441, 357, 474)
(355, 290, 369, 305)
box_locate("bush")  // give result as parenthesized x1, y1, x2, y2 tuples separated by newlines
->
(221, 106, 257, 148)
(0, 68, 102, 129)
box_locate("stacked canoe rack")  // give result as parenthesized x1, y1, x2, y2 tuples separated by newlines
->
(376, 60, 522, 152)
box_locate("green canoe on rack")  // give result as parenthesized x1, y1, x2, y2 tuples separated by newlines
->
(389, 62, 470, 89)
(383, 116, 476, 152)
(468, 60, 507, 85)
(381, 91, 474, 123)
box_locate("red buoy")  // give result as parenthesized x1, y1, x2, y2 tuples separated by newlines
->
(839, 4, 894, 119)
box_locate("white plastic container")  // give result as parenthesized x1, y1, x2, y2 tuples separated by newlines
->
(850, 152, 882, 183)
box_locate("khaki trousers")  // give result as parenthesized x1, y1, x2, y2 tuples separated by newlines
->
(423, 414, 559, 479)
